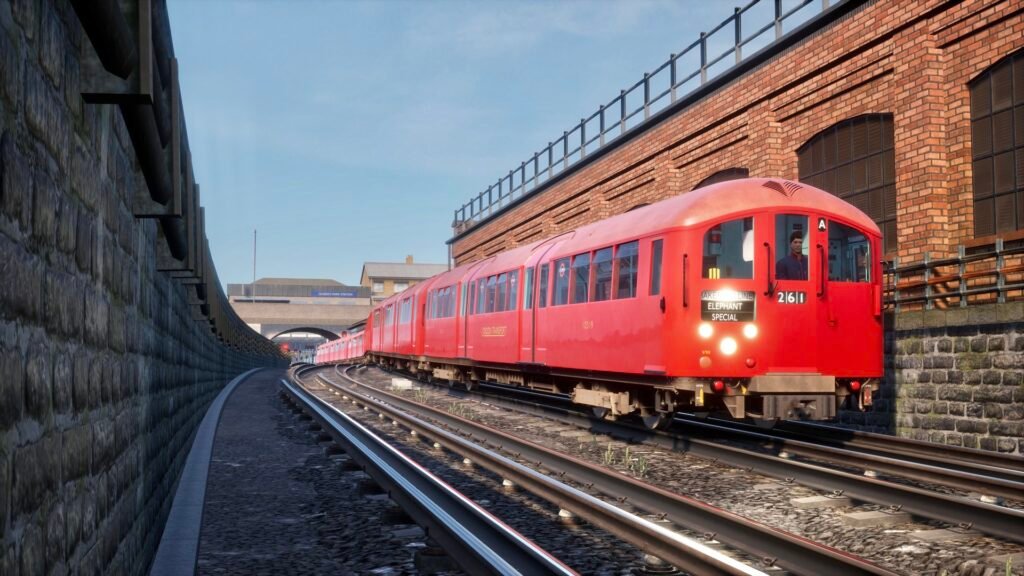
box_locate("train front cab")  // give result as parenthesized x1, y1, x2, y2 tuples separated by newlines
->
(683, 203, 883, 420)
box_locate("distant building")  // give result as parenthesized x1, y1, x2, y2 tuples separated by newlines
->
(227, 278, 372, 350)
(360, 255, 448, 303)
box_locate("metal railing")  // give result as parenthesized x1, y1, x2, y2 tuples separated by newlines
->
(885, 233, 1024, 312)
(452, 0, 845, 236)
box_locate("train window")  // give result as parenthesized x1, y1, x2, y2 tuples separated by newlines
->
(553, 258, 570, 305)
(775, 214, 808, 281)
(385, 305, 393, 326)
(649, 239, 664, 295)
(497, 273, 508, 312)
(460, 283, 467, 317)
(703, 218, 754, 279)
(539, 264, 550, 308)
(614, 241, 639, 298)
(486, 276, 497, 313)
(476, 279, 486, 314)
(592, 247, 613, 302)
(571, 253, 590, 304)
(524, 267, 534, 310)
(509, 270, 518, 310)
(828, 221, 870, 282)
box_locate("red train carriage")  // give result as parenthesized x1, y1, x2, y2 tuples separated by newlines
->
(364, 178, 882, 425)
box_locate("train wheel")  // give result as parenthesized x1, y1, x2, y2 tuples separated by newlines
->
(591, 407, 610, 420)
(641, 413, 670, 431)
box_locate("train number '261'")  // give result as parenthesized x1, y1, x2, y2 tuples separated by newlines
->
(777, 291, 806, 304)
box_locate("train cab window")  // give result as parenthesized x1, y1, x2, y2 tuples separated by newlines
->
(460, 283, 467, 316)
(775, 214, 809, 281)
(703, 218, 754, 279)
(571, 253, 590, 304)
(524, 267, 534, 310)
(828, 221, 870, 282)
(497, 273, 508, 312)
(553, 258, 570, 305)
(539, 264, 550, 308)
(649, 239, 664, 295)
(614, 241, 639, 298)
(509, 270, 518, 310)
(592, 247, 613, 302)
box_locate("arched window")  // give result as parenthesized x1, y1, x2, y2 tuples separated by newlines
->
(970, 50, 1024, 237)
(798, 114, 895, 253)
(693, 167, 750, 190)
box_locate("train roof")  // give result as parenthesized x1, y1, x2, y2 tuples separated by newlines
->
(553, 178, 880, 256)
(368, 178, 879, 306)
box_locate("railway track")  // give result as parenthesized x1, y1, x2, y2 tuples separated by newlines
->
(296, 364, 899, 576)
(282, 366, 578, 575)
(372, 365, 1024, 543)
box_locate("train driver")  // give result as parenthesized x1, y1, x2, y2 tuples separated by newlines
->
(776, 231, 808, 280)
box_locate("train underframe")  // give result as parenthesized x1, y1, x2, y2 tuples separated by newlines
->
(362, 352, 877, 427)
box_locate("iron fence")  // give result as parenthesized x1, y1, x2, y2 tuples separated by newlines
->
(885, 233, 1024, 312)
(452, 0, 846, 235)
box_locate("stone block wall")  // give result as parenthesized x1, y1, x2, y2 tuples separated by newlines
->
(839, 305, 1024, 454)
(0, 2, 283, 575)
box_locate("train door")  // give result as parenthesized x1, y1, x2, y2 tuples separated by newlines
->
(642, 237, 666, 372)
(757, 213, 819, 371)
(817, 219, 883, 377)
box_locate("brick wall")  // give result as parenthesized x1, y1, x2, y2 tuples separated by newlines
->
(0, 2, 282, 574)
(450, 0, 1024, 265)
(447, 0, 1024, 451)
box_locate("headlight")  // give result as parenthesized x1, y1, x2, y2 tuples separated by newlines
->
(720, 337, 737, 355)
(698, 323, 713, 339)
(743, 324, 758, 339)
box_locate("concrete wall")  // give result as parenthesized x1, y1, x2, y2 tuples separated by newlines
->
(0, 2, 282, 574)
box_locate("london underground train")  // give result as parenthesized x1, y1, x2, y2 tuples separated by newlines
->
(322, 178, 883, 427)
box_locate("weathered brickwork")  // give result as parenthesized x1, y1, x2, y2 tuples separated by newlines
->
(449, 0, 1024, 452)
(451, 0, 1024, 265)
(0, 2, 282, 575)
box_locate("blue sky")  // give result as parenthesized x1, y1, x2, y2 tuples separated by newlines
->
(167, 1, 745, 287)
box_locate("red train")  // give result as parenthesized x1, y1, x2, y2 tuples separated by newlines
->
(318, 178, 883, 426)
(314, 328, 365, 364)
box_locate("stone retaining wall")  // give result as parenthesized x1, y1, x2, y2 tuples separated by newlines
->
(840, 305, 1024, 454)
(0, 2, 282, 575)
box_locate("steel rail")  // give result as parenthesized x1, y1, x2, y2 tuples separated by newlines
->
(665, 417, 1024, 502)
(279, 377, 578, 576)
(767, 418, 1024, 478)
(322, 368, 896, 576)
(366, 367, 1024, 543)
(309, 373, 768, 576)
(468, 377, 1024, 498)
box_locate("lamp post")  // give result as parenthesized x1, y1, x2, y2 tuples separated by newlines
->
(251, 228, 256, 299)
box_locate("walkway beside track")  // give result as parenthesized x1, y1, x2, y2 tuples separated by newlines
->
(149, 368, 439, 575)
